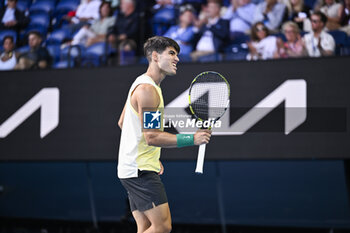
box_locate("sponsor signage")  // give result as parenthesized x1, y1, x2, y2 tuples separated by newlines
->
(0, 57, 349, 160)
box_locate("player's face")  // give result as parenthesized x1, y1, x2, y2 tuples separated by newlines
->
(158, 47, 179, 76)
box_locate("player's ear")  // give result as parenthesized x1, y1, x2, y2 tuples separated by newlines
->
(152, 51, 158, 62)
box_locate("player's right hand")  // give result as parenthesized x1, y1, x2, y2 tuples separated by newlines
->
(194, 129, 212, 145)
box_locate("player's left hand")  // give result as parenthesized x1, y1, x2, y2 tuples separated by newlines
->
(159, 160, 164, 175)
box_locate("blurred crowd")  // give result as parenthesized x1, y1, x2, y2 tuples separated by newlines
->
(0, 0, 349, 70)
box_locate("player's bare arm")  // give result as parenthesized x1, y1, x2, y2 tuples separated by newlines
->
(131, 83, 211, 148)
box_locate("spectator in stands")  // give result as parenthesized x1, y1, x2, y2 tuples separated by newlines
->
(108, 0, 139, 51)
(275, 21, 307, 58)
(340, 0, 350, 35)
(0, 36, 18, 70)
(14, 31, 52, 69)
(253, 0, 287, 32)
(247, 21, 278, 60)
(190, 0, 230, 61)
(0, 0, 29, 34)
(163, 4, 196, 55)
(281, 0, 311, 31)
(222, 0, 256, 35)
(303, 11, 335, 56)
(63, 0, 102, 32)
(70, 1, 116, 47)
(319, 0, 343, 30)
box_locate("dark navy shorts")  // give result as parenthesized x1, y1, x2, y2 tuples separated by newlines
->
(120, 170, 168, 212)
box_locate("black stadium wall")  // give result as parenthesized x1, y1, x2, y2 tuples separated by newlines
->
(0, 56, 349, 161)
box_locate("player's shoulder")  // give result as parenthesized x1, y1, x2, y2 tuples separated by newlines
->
(133, 83, 158, 99)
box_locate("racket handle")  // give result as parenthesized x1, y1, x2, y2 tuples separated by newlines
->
(195, 144, 206, 174)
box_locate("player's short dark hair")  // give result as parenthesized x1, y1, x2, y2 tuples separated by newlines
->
(312, 11, 328, 25)
(144, 36, 180, 62)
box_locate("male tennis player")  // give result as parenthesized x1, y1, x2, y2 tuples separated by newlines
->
(117, 36, 211, 233)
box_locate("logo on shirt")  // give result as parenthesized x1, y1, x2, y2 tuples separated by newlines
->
(143, 110, 161, 129)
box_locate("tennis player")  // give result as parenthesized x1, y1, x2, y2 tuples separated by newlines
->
(117, 36, 211, 233)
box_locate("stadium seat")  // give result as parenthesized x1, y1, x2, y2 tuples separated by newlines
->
(328, 30, 349, 55)
(46, 28, 71, 45)
(60, 44, 85, 67)
(152, 7, 177, 36)
(47, 44, 61, 63)
(16, 0, 32, 12)
(54, 0, 79, 13)
(29, 13, 50, 28)
(304, 0, 317, 9)
(0, 30, 17, 44)
(119, 50, 136, 66)
(197, 53, 223, 63)
(178, 54, 192, 63)
(51, 0, 79, 29)
(230, 32, 250, 43)
(138, 56, 148, 65)
(224, 43, 249, 61)
(23, 25, 48, 39)
(82, 42, 109, 67)
(15, 45, 30, 54)
(29, 0, 55, 15)
(53, 60, 74, 69)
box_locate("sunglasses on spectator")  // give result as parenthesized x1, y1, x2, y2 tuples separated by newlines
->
(311, 19, 321, 23)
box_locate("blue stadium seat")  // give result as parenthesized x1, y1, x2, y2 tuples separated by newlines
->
(53, 60, 74, 69)
(23, 25, 48, 38)
(0, 30, 17, 44)
(60, 44, 85, 67)
(29, 0, 55, 15)
(47, 44, 61, 63)
(304, 0, 317, 9)
(329, 30, 348, 45)
(178, 54, 192, 63)
(46, 28, 71, 45)
(52, 1, 79, 29)
(230, 32, 250, 43)
(328, 30, 349, 55)
(54, 0, 79, 13)
(224, 43, 249, 61)
(138, 56, 148, 64)
(197, 53, 223, 63)
(15, 45, 30, 54)
(29, 13, 50, 28)
(82, 42, 109, 67)
(119, 50, 136, 65)
(152, 7, 177, 36)
(16, 0, 32, 12)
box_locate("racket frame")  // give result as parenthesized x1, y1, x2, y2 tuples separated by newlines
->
(188, 71, 230, 174)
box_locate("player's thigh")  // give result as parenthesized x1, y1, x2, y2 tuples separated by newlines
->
(132, 210, 151, 231)
(143, 202, 171, 227)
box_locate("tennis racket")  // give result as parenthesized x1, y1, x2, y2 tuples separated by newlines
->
(188, 71, 230, 173)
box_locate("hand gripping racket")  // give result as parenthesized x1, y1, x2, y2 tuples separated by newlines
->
(189, 71, 230, 173)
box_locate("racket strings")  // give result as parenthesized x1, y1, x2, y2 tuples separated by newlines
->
(190, 72, 229, 121)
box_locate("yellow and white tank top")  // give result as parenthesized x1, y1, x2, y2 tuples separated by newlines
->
(118, 74, 164, 178)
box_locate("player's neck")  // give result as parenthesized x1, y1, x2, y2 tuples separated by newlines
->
(145, 65, 165, 86)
